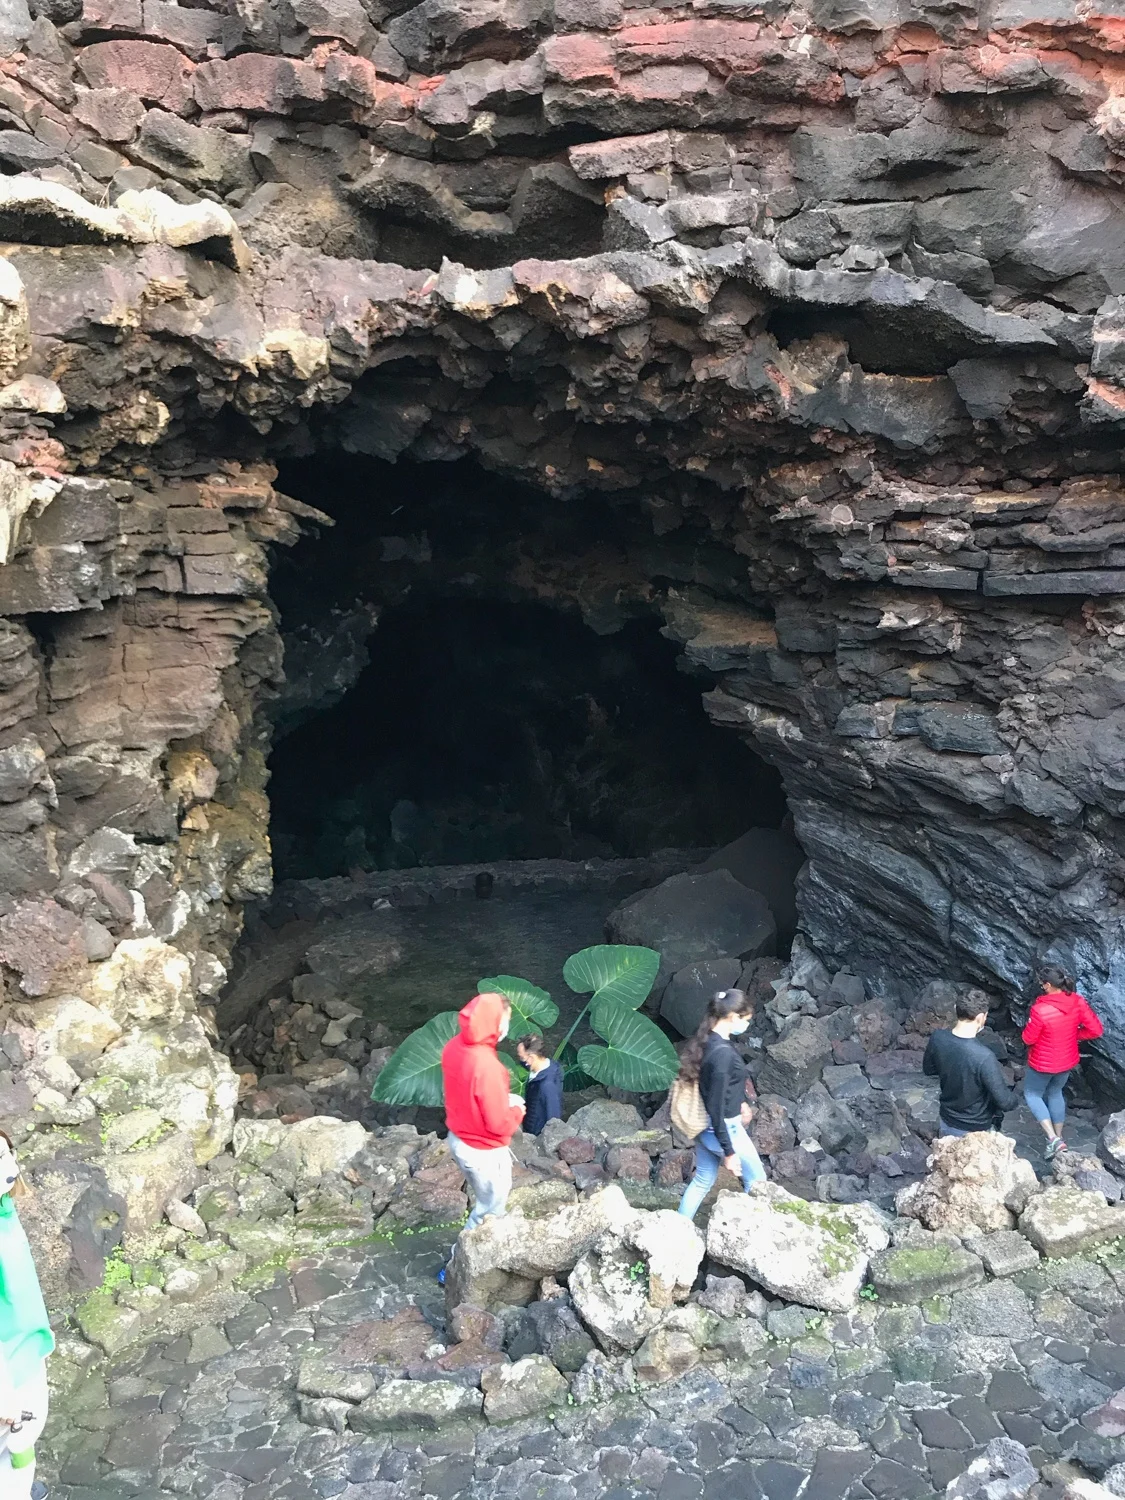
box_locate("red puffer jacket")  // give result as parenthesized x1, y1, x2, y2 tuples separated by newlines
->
(1022, 989, 1103, 1073)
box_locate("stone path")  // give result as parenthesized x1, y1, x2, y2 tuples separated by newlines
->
(41, 1222, 1125, 1500)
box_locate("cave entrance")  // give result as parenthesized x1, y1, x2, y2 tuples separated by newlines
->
(267, 594, 786, 880)
(220, 453, 797, 1115)
(264, 451, 789, 882)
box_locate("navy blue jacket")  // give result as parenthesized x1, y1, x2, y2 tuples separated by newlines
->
(523, 1059, 564, 1135)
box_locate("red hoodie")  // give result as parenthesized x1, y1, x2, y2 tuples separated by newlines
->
(1022, 989, 1103, 1073)
(441, 993, 524, 1150)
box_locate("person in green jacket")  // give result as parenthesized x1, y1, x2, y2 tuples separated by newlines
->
(0, 1131, 53, 1499)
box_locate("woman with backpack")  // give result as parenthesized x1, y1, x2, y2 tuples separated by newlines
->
(1022, 964, 1103, 1159)
(673, 989, 766, 1220)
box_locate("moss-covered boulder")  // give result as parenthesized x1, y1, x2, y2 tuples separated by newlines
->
(868, 1238, 984, 1303)
(350, 1378, 482, 1433)
(706, 1184, 891, 1312)
(1019, 1184, 1125, 1258)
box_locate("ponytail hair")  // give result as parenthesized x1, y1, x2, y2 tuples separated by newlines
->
(677, 989, 752, 1085)
(1037, 964, 1075, 995)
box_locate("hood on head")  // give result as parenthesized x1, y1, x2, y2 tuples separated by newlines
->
(458, 992, 508, 1045)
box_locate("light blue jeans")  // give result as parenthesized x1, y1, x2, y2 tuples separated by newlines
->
(1024, 1068, 1071, 1127)
(678, 1117, 766, 1220)
(448, 1133, 512, 1230)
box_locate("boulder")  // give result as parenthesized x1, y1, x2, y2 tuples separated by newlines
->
(962, 1229, 1040, 1277)
(19, 1157, 125, 1304)
(296, 1355, 377, 1405)
(758, 1018, 832, 1098)
(794, 1081, 866, 1155)
(607, 869, 776, 1000)
(699, 827, 805, 948)
(526, 1298, 595, 1372)
(232, 1115, 369, 1190)
(605, 1145, 652, 1181)
(450, 1305, 504, 1351)
(565, 1099, 644, 1145)
(81, 938, 194, 1027)
(868, 1236, 984, 1302)
(19, 996, 121, 1061)
(944, 1436, 1037, 1499)
(706, 1184, 891, 1312)
(569, 1208, 704, 1353)
(571, 1348, 635, 1405)
(1018, 1185, 1125, 1257)
(1100, 1110, 1125, 1177)
(660, 957, 743, 1038)
(632, 1325, 699, 1384)
(695, 1273, 756, 1320)
(81, 1014, 238, 1164)
(334, 1308, 436, 1373)
(101, 1130, 199, 1239)
(708, 1316, 770, 1364)
(1064, 1482, 1122, 1500)
(751, 1096, 796, 1157)
(350, 1379, 482, 1433)
(481, 1355, 569, 1422)
(445, 1185, 636, 1311)
(895, 1132, 1039, 1233)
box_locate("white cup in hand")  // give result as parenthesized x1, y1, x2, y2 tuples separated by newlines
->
(509, 1093, 524, 1109)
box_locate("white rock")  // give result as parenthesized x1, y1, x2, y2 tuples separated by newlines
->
(166, 1199, 207, 1238)
(570, 1209, 705, 1354)
(103, 1108, 165, 1153)
(0, 374, 65, 412)
(707, 1184, 891, 1312)
(446, 1184, 637, 1310)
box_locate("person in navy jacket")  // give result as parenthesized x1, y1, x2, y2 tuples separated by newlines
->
(517, 1034, 563, 1135)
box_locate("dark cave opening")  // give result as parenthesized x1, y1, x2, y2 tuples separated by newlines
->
(265, 453, 790, 883)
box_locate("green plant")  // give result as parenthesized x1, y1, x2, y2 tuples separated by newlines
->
(859, 1284, 879, 1302)
(628, 1259, 646, 1281)
(372, 943, 677, 1107)
(369, 1011, 460, 1107)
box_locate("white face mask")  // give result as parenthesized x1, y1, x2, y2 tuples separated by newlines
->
(0, 1143, 19, 1194)
(498, 1018, 509, 1041)
(728, 1017, 750, 1036)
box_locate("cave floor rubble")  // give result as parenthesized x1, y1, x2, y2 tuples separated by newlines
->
(40, 1219, 1125, 1500)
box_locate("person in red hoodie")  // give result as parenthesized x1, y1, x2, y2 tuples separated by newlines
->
(441, 992, 525, 1234)
(1022, 964, 1103, 1159)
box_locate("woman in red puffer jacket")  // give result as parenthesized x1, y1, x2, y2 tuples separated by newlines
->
(1022, 964, 1103, 1159)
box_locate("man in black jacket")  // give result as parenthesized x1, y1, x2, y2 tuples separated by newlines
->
(922, 991, 1017, 1136)
(517, 1034, 564, 1136)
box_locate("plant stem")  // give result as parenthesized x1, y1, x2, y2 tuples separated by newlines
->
(554, 1000, 592, 1061)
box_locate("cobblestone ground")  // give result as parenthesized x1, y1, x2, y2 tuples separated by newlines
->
(40, 1192, 1125, 1500)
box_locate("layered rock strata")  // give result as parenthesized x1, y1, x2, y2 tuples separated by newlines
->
(0, 0, 1120, 1279)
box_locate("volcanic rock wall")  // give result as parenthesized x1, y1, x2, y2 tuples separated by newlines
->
(0, 0, 1119, 1290)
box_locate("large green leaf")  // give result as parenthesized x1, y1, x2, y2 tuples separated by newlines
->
(578, 999, 679, 1092)
(499, 1052, 528, 1095)
(559, 1042, 596, 1092)
(371, 1011, 458, 1107)
(562, 945, 660, 1010)
(477, 974, 558, 1040)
